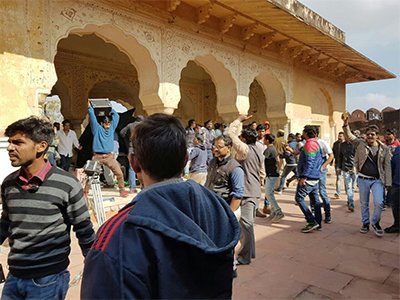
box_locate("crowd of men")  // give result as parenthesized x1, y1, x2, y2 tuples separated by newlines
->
(0, 110, 399, 299)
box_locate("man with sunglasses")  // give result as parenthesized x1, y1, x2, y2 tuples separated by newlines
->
(342, 115, 391, 236)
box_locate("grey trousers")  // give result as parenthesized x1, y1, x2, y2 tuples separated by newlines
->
(238, 197, 257, 264)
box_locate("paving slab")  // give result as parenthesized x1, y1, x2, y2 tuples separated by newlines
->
(0, 174, 399, 300)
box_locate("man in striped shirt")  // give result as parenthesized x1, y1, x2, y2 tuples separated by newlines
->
(1, 116, 95, 300)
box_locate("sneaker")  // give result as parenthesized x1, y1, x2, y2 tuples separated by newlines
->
(348, 204, 354, 212)
(271, 212, 285, 223)
(372, 222, 384, 237)
(324, 216, 332, 224)
(266, 213, 275, 221)
(263, 205, 271, 215)
(316, 225, 322, 231)
(256, 209, 267, 218)
(301, 222, 319, 233)
(360, 224, 369, 234)
(119, 190, 129, 198)
(384, 225, 400, 234)
(334, 193, 340, 199)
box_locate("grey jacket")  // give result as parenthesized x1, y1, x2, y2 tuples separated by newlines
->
(343, 125, 392, 186)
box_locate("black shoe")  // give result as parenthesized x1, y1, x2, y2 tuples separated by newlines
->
(384, 225, 400, 234)
(372, 222, 384, 237)
(360, 224, 369, 234)
(232, 269, 238, 278)
(324, 216, 331, 224)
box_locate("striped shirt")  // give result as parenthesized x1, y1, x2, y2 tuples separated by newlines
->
(0, 166, 95, 279)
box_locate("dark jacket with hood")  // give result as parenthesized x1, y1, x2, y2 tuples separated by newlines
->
(81, 179, 240, 299)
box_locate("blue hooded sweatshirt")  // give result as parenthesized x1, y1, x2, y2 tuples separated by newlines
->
(81, 179, 240, 299)
(88, 106, 119, 153)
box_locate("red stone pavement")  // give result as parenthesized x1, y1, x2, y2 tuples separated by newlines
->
(1, 172, 399, 299)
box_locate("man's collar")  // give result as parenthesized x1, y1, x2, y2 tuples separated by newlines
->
(18, 161, 52, 184)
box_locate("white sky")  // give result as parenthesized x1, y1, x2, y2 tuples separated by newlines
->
(300, 0, 400, 112)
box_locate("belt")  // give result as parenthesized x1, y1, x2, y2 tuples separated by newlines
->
(358, 175, 378, 181)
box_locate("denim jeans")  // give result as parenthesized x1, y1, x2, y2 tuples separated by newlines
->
(277, 165, 297, 192)
(128, 165, 137, 191)
(295, 182, 322, 225)
(318, 169, 331, 218)
(264, 176, 281, 213)
(358, 177, 384, 225)
(59, 155, 71, 172)
(335, 167, 342, 195)
(1, 270, 70, 300)
(343, 171, 354, 206)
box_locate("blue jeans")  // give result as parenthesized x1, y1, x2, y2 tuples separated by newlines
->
(295, 182, 322, 225)
(1, 270, 70, 300)
(358, 177, 384, 225)
(318, 169, 331, 218)
(128, 165, 137, 191)
(277, 165, 297, 192)
(264, 176, 281, 213)
(343, 171, 355, 206)
(59, 155, 71, 172)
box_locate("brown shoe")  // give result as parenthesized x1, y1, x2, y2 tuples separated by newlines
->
(256, 209, 267, 218)
(263, 205, 271, 215)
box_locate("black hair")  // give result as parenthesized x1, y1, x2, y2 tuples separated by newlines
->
(5, 116, 54, 152)
(62, 119, 70, 126)
(214, 122, 221, 130)
(264, 133, 275, 143)
(204, 120, 212, 127)
(101, 116, 112, 123)
(214, 135, 233, 147)
(241, 128, 258, 144)
(366, 125, 379, 134)
(256, 124, 266, 131)
(132, 113, 187, 181)
(386, 128, 397, 136)
(188, 119, 195, 127)
(288, 133, 295, 139)
(313, 126, 320, 136)
(194, 133, 204, 143)
(303, 125, 317, 138)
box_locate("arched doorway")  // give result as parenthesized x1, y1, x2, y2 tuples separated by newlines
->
(177, 61, 218, 126)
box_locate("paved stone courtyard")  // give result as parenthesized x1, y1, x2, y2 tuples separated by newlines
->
(1, 173, 399, 299)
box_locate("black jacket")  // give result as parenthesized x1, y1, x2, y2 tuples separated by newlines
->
(339, 142, 355, 172)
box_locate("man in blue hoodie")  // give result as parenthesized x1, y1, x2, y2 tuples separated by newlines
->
(88, 105, 128, 197)
(81, 113, 240, 299)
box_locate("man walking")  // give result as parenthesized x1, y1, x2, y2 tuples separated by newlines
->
(81, 114, 240, 299)
(332, 132, 345, 198)
(342, 115, 391, 236)
(263, 134, 285, 222)
(1, 116, 95, 299)
(295, 125, 324, 233)
(338, 137, 356, 212)
(57, 119, 81, 171)
(228, 115, 263, 265)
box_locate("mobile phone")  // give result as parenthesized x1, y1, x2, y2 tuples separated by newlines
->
(0, 264, 5, 283)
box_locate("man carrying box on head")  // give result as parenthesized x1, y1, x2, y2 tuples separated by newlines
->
(88, 101, 129, 197)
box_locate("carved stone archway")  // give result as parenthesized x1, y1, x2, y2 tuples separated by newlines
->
(53, 23, 161, 117)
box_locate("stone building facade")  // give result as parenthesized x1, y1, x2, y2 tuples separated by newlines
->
(0, 0, 394, 181)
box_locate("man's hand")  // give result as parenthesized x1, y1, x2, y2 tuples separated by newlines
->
(237, 115, 253, 123)
(298, 178, 306, 186)
(341, 112, 349, 126)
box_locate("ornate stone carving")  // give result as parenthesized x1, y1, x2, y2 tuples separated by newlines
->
(197, 3, 213, 25)
(219, 14, 236, 34)
(260, 32, 276, 48)
(241, 24, 257, 41)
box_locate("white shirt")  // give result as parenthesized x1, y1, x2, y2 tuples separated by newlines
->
(57, 130, 80, 156)
(318, 139, 333, 159)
